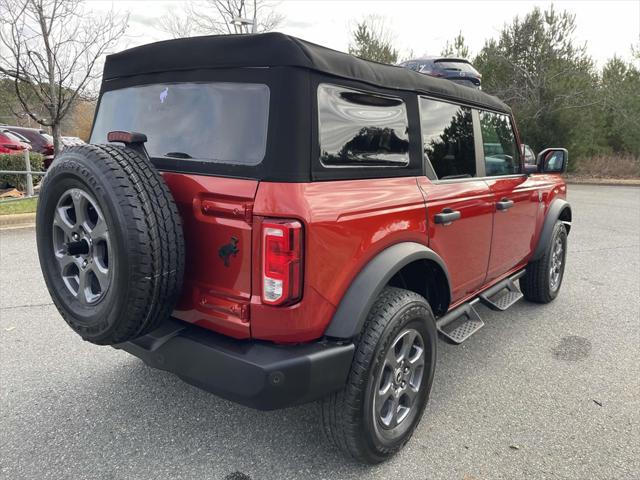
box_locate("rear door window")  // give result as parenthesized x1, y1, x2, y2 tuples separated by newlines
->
(479, 111, 520, 176)
(317, 84, 410, 167)
(91, 82, 270, 166)
(419, 97, 476, 179)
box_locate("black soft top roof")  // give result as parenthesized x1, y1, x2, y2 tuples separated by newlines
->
(103, 32, 510, 113)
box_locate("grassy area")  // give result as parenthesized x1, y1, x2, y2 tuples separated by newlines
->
(573, 154, 640, 178)
(0, 197, 38, 215)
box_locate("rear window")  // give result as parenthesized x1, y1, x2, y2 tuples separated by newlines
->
(91, 82, 270, 166)
(2, 131, 25, 143)
(435, 60, 479, 75)
(317, 84, 410, 167)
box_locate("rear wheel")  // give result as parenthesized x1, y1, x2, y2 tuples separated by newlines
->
(321, 287, 437, 463)
(520, 220, 568, 303)
(36, 144, 184, 345)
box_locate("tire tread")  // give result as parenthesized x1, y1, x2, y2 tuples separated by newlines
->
(320, 287, 434, 463)
(520, 221, 567, 304)
(37, 144, 184, 345)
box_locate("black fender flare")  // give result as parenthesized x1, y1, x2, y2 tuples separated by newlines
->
(323, 242, 451, 339)
(531, 199, 572, 261)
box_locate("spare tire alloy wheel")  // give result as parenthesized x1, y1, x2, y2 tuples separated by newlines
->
(53, 188, 111, 304)
(37, 144, 185, 346)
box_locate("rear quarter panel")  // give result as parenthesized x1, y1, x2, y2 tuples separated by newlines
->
(251, 177, 427, 343)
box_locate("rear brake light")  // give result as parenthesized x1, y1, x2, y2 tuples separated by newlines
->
(107, 130, 147, 145)
(261, 219, 303, 306)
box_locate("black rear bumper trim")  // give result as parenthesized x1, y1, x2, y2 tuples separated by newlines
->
(115, 319, 355, 410)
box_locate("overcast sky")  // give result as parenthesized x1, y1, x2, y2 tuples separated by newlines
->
(97, 0, 640, 66)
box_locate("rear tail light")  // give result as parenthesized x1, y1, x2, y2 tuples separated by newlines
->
(2, 144, 20, 150)
(261, 219, 303, 306)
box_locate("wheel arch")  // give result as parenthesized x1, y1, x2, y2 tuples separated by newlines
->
(532, 199, 572, 261)
(323, 242, 451, 339)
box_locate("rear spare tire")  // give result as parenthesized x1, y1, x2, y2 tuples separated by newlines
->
(36, 144, 184, 345)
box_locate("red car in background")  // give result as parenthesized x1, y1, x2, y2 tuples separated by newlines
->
(4, 126, 55, 167)
(0, 129, 32, 154)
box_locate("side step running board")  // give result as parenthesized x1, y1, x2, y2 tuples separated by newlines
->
(436, 300, 484, 344)
(478, 271, 525, 311)
(436, 270, 526, 344)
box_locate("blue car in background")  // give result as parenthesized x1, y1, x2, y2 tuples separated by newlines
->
(398, 57, 482, 89)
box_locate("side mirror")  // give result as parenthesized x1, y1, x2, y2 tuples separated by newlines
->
(524, 163, 538, 174)
(536, 148, 568, 174)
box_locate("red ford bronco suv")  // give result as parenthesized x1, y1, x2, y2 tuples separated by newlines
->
(36, 33, 571, 463)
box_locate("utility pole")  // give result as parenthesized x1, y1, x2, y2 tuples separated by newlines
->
(231, 0, 257, 33)
(252, 0, 257, 33)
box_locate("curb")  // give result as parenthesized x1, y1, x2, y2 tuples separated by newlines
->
(565, 179, 640, 187)
(0, 213, 36, 230)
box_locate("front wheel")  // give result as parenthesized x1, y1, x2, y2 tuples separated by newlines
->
(520, 220, 568, 303)
(320, 287, 437, 463)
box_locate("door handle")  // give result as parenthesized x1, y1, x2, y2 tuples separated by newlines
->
(496, 198, 514, 211)
(434, 208, 461, 225)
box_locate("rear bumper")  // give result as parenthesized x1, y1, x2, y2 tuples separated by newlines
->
(115, 319, 355, 410)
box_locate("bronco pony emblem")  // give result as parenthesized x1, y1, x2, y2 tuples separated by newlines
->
(218, 236, 239, 267)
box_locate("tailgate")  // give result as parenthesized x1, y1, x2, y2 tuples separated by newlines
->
(162, 172, 257, 338)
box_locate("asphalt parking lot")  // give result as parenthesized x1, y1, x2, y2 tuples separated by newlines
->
(1, 184, 639, 480)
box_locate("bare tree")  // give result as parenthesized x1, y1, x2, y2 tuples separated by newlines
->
(158, 0, 284, 39)
(0, 0, 128, 153)
(157, 14, 199, 39)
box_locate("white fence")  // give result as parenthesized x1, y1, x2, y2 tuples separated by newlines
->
(0, 149, 46, 197)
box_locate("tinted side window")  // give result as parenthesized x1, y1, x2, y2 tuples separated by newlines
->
(318, 84, 410, 167)
(419, 98, 476, 179)
(480, 111, 520, 176)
